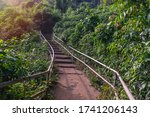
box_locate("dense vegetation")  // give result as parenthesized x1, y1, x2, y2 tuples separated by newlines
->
(0, 0, 59, 99)
(0, 32, 49, 82)
(54, 0, 150, 99)
(0, 0, 43, 39)
(0, 32, 50, 99)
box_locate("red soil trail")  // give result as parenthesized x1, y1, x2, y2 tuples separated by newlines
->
(51, 42, 99, 100)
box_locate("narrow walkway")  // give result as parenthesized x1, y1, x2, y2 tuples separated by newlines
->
(50, 41, 99, 100)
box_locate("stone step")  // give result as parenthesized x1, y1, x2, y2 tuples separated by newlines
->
(55, 55, 71, 59)
(56, 63, 76, 68)
(54, 50, 62, 53)
(55, 59, 73, 64)
(54, 52, 65, 55)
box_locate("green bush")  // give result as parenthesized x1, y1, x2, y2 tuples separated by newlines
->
(54, 1, 150, 99)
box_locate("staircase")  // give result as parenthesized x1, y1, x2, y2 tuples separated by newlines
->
(50, 41, 99, 100)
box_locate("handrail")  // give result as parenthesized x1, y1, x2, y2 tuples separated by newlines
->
(53, 35, 119, 99)
(40, 32, 54, 72)
(53, 33, 135, 100)
(69, 47, 135, 100)
(0, 33, 54, 91)
(0, 70, 48, 88)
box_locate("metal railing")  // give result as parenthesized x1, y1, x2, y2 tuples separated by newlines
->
(0, 33, 54, 99)
(53, 33, 135, 100)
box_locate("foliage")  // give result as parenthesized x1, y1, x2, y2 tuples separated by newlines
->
(0, 32, 50, 99)
(0, 0, 60, 40)
(0, 0, 59, 99)
(54, 0, 150, 99)
(0, 32, 49, 82)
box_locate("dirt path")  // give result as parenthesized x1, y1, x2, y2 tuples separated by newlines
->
(51, 42, 99, 100)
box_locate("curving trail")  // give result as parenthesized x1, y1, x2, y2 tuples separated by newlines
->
(50, 42, 99, 100)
